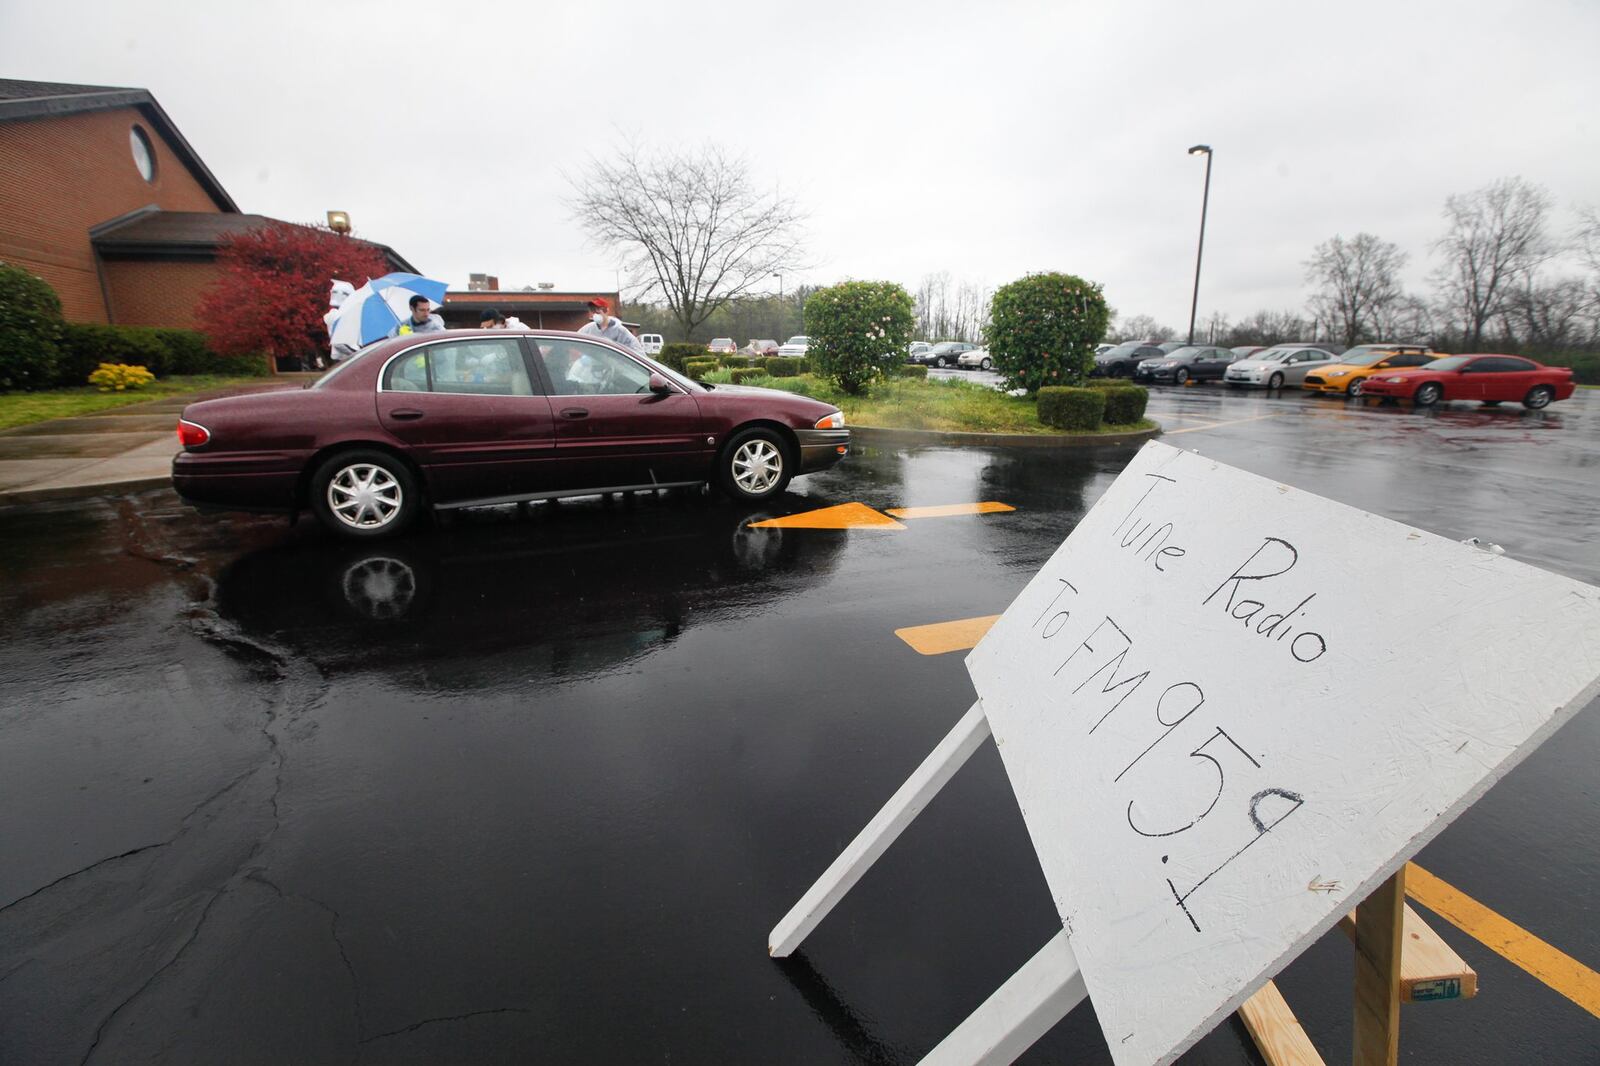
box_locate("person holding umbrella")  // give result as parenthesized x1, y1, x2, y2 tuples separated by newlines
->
(578, 297, 644, 354)
(390, 295, 445, 338)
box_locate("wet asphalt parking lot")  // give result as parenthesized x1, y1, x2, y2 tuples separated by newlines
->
(2, 386, 1597, 1065)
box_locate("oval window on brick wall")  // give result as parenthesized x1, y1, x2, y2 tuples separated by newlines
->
(130, 124, 156, 182)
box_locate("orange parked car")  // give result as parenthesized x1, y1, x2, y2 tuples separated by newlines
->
(1302, 345, 1439, 396)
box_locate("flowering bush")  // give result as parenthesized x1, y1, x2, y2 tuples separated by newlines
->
(986, 272, 1110, 394)
(88, 362, 156, 392)
(804, 281, 914, 394)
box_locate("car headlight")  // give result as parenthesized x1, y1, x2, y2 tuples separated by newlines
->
(1325, 370, 1346, 378)
(815, 411, 844, 429)
(1383, 377, 1405, 384)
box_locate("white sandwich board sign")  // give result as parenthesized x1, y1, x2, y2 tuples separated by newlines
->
(770, 439, 1600, 1066)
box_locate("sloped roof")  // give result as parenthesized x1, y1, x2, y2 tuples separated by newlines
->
(0, 78, 237, 212)
(92, 210, 418, 273)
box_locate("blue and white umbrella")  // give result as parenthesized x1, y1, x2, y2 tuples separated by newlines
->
(328, 272, 450, 349)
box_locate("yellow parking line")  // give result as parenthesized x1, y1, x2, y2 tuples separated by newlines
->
(1405, 862, 1600, 1017)
(1164, 412, 1285, 434)
(886, 502, 1016, 519)
(895, 615, 1001, 655)
(750, 502, 905, 530)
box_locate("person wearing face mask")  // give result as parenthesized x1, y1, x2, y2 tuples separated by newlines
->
(577, 297, 645, 354)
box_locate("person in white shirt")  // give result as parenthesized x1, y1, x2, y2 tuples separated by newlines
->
(577, 296, 644, 354)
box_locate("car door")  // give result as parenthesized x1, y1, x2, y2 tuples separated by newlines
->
(533, 337, 708, 489)
(1286, 349, 1328, 385)
(1466, 356, 1537, 401)
(375, 336, 558, 504)
(1194, 348, 1228, 380)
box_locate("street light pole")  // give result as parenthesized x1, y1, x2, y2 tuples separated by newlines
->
(1185, 144, 1213, 346)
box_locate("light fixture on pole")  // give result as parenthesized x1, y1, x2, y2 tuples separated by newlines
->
(326, 210, 351, 235)
(1185, 145, 1213, 346)
(773, 273, 784, 300)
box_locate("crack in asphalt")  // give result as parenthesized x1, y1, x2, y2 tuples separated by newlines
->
(0, 763, 260, 915)
(245, 871, 366, 1042)
(63, 513, 334, 1063)
(359, 1007, 534, 1046)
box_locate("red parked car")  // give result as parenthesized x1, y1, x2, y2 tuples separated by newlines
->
(172, 330, 849, 538)
(1357, 354, 1576, 409)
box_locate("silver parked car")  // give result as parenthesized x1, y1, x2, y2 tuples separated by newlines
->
(1224, 344, 1341, 389)
(957, 347, 993, 370)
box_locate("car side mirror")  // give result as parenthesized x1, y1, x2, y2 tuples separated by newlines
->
(648, 372, 673, 394)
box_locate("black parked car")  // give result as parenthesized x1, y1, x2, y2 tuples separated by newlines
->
(922, 341, 979, 368)
(1133, 345, 1239, 385)
(1092, 342, 1166, 378)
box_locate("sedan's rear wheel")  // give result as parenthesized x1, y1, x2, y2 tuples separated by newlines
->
(1413, 382, 1442, 406)
(720, 428, 791, 502)
(1523, 385, 1554, 410)
(311, 449, 419, 538)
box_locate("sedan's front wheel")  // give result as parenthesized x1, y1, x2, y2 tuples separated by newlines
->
(1347, 379, 1363, 397)
(1173, 368, 1189, 385)
(720, 428, 792, 502)
(933, 357, 947, 368)
(980, 357, 993, 370)
(311, 449, 419, 538)
(1413, 382, 1443, 406)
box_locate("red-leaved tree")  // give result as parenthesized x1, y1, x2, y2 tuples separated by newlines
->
(195, 222, 392, 368)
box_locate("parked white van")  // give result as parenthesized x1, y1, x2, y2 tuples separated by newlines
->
(640, 333, 664, 355)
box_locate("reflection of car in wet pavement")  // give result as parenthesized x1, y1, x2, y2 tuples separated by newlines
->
(172, 330, 849, 540)
(214, 496, 843, 680)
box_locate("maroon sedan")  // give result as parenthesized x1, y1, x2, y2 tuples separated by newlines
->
(172, 330, 849, 538)
(1357, 354, 1576, 409)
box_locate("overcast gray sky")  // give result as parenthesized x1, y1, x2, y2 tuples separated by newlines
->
(5, 0, 1598, 327)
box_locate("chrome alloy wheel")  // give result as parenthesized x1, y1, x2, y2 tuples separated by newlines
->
(731, 438, 783, 495)
(326, 463, 403, 530)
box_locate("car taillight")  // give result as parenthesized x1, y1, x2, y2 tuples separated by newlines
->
(176, 419, 210, 447)
(815, 411, 844, 429)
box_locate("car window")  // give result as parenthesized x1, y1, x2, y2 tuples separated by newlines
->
(1468, 356, 1535, 372)
(1395, 354, 1432, 367)
(539, 340, 655, 396)
(382, 339, 536, 396)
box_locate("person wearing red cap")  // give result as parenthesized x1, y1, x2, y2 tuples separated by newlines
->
(578, 296, 645, 354)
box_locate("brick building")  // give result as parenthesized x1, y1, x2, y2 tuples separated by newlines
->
(0, 79, 412, 330)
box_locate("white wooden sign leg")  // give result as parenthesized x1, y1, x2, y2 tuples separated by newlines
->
(769, 700, 992, 957)
(919, 929, 1088, 1066)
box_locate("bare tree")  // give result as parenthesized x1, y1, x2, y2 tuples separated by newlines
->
(567, 143, 805, 339)
(1506, 278, 1593, 352)
(1110, 314, 1175, 342)
(1431, 176, 1553, 350)
(1226, 309, 1312, 347)
(1371, 295, 1434, 344)
(1305, 233, 1408, 348)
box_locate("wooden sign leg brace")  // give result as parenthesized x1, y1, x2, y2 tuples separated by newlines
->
(769, 702, 1088, 1065)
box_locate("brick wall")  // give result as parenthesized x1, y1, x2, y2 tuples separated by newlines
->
(101, 258, 219, 329)
(0, 106, 225, 322)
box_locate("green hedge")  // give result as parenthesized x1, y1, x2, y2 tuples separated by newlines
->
(729, 368, 763, 384)
(59, 324, 267, 383)
(764, 357, 801, 377)
(684, 359, 719, 378)
(657, 342, 705, 372)
(720, 355, 753, 370)
(896, 364, 930, 379)
(1036, 386, 1105, 430)
(1541, 351, 1600, 385)
(1100, 385, 1148, 424)
(0, 263, 66, 390)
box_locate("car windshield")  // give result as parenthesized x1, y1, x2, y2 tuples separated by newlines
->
(310, 351, 370, 389)
(1339, 350, 1392, 367)
(1164, 347, 1204, 360)
(1103, 343, 1145, 357)
(786, 337, 808, 345)
(1423, 355, 1469, 371)
(712, 338, 733, 346)
(1253, 348, 1293, 363)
